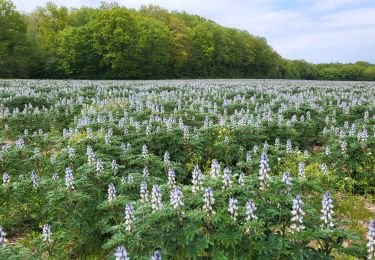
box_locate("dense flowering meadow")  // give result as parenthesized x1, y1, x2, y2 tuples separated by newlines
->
(0, 79, 374, 259)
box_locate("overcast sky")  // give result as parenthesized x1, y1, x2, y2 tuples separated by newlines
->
(12, 0, 375, 63)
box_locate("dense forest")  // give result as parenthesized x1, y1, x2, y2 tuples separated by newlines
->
(1, 0, 375, 80)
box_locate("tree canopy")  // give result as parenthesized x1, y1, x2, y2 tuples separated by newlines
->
(0, 0, 374, 80)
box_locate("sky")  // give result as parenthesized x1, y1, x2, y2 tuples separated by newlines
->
(12, 0, 375, 63)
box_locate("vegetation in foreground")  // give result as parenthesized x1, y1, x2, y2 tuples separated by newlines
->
(0, 79, 374, 259)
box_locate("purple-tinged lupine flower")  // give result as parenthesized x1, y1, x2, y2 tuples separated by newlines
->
(238, 173, 244, 187)
(210, 159, 220, 179)
(52, 172, 59, 180)
(152, 184, 162, 212)
(142, 144, 148, 158)
(368, 220, 375, 259)
(31, 170, 39, 188)
(170, 187, 184, 210)
(290, 195, 305, 233)
(65, 167, 74, 190)
(320, 163, 328, 175)
(321, 192, 334, 229)
(246, 200, 257, 222)
(286, 139, 292, 153)
(140, 182, 149, 202)
(222, 167, 232, 190)
(0, 225, 6, 244)
(96, 158, 104, 173)
(125, 203, 134, 232)
(115, 246, 130, 260)
(108, 183, 116, 202)
(164, 151, 170, 164)
(16, 137, 25, 148)
(340, 140, 347, 154)
(168, 168, 176, 188)
(87, 146, 95, 165)
(203, 187, 215, 214)
(259, 153, 270, 190)
(275, 138, 280, 150)
(246, 152, 252, 162)
(143, 165, 149, 178)
(192, 166, 202, 192)
(111, 160, 118, 174)
(2, 173, 9, 185)
(228, 197, 238, 220)
(282, 171, 292, 186)
(42, 224, 52, 243)
(152, 250, 162, 260)
(325, 146, 330, 156)
(298, 162, 306, 180)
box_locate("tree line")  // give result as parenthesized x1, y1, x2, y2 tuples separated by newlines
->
(1, 0, 375, 80)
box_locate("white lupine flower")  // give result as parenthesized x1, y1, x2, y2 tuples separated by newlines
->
(320, 163, 328, 174)
(286, 139, 292, 153)
(151, 184, 162, 212)
(282, 171, 292, 187)
(127, 174, 134, 184)
(143, 165, 149, 178)
(0, 225, 7, 245)
(290, 195, 305, 233)
(152, 250, 162, 260)
(368, 220, 375, 259)
(170, 187, 184, 210)
(364, 110, 369, 122)
(253, 144, 259, 154)
(42, 224, 52, 243)
(325, 146, 330, 156)
(105, 128, 112, 145)
(67, 146, 75, 158)
(210, 159, 220, 179)
(245, 200, 257, 222)
(274, 138, 280, 150)
(245, 199, 257, 233)
(320, 192, 334, 229)
(108, 183, 116, 202)
(228, 197, 238, 220)
(111, 160, 118, 174)
(222, 167, 232, 190)
(259, 152, 270, 190)
(33, 148, 41, 158)
(31, 170, 39, 188)
(96, 158, 104, 173)
(298, 162, 306, 180)
(87, 146, 95, 165)
(238, 173, 245, 187)
(115, 246, 130, 260)
(65, 167, 74, 190)
(168, 168, 176, 188)
(246, 152, 252, 162)
(140, 182, 149, 202)
(52, 172, 59, 180)
(16, 137, 25, 148)
(124, 203, 134, 232)
(203, 187, 215, 214)
(142, 144, 148, 158)
(50, 154, 56, 164)
(340, 140, 347, 154)
(163, 151, 170, 164)
(192, 166, 202, 192)
(2, 173, 9, 185)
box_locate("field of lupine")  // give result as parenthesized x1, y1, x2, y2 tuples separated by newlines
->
(0, 79, 374, 259)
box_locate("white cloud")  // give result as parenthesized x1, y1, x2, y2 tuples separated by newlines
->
(312, 0, 368, 12)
